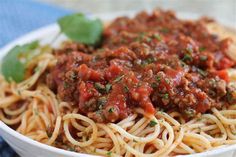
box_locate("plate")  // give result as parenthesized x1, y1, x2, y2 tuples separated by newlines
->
(0, 11, 236, 157)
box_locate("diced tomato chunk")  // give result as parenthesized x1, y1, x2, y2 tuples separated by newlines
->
(215, 70, 229, 83)
(217, 57, 234, 70)
(105, 64, 123, 80)
(77, 64, 103, 81)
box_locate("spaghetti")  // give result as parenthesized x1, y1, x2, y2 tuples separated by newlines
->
(1, 10, 236, 157)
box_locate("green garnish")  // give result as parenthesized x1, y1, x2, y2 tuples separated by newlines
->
(105, 83, 112, 93)
(162, 93, 169, 99)
(107, 151, 112, 156)
(151, 82, 158, 88)
(165, 78, 170, 84)
(153, 34, 162, 41)
(63, 82, 70, 88)
(200, 55, 208, 61)
(197, 68, 207, 77)
(108, 107, 114, 113)
(149, 120, 157, 127)
(70, 71, 77, 81)
(94, 82, 105, 93)
(67, 146, 76, 151)
(160, 27, 169, 33)
(156, 76, 161, 82)
(124, 85, 129, 93)
(98, 97, 107, 109)
(1, 41, 39, 82)
(145, 57, 156, 64)
(186, 47, 193, 54)
(94, 83, 112, 94)
(135, 32, 146, 41)
(184, 108, 196, 118)
(182, 54, 192, 62)
(199, 47, 206, 52)
(114, 75, 124, 83)
(58, 13, 103, 45)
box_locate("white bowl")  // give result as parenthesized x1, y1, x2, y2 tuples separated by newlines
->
(0, 11, 236, 157)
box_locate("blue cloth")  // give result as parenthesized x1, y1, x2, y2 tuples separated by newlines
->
(0, 0, 71, 156)
(0, 0, 72, 47)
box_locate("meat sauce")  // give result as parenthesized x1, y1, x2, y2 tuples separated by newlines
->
(46, 10, 236, 122)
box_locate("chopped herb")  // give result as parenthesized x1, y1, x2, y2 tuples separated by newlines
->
(182, 54, 192, 62)
(180, 61, 187, 68)
(226, 91, 235, 103)
(63, 82, 70, 88)
(145, 57, 156, 64)
(95, 83, 112, 94)
(135, 32, 146, 42)
(153, 34, 162, 41)
(124, 85, 129, 93)
(200, 55, 208, 61)
(151, 82, 158, 88)
(98, 97, 107, 109)
(165, 78, 170, 84)
(108, 107, 114, 113)
(156, 76, 161, 82)
(160, 27, 169, 33)
(137, 82, 142, 87)
(184, 108, 196, 118)
(142, 58, 156, 66)
(107, 151, 112, 156)
(208, 90, 216, 97)
(114, 75, 124, 83)
(162, 93, 169, 99)
(105, 83, 112, 93)
(197, 68, 207, 77)
(67, 146, 76, 151)
(146, 37, 152, 42)
(149, 120, 157, 127)
(199, 47, 206, 52)
(94, 82, 105, 93)
(70, 71, 77, 81)
(186, 47, 193, 54)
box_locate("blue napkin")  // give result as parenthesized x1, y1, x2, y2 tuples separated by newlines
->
(0, 0, 71, 156)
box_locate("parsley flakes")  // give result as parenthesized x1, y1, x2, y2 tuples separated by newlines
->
(149, 120, 157, 127)
(114, 75, 124, 83)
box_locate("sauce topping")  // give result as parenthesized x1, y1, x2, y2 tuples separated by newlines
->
(47, 10, 236, 122)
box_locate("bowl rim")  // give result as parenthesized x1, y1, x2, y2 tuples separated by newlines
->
(0, 10, 236, 157)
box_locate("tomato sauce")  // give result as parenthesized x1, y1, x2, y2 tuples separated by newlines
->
(46, 10, 236, 122)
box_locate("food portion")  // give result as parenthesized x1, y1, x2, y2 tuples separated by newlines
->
(1, 10, 236, 157)
(47, 10, 235, 123)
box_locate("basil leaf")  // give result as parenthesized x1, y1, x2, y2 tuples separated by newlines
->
(58, 13, 103, 45)
(1, 41, 39, 82)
